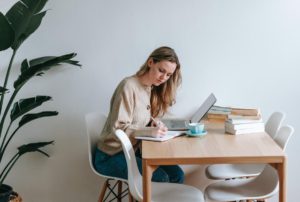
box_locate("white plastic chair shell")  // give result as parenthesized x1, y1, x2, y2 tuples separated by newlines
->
(204, 125, 294, 201)
(115, 129, 205, 202)
(205, 163, 265, 179)
(85, 112, 128, 201)
(205, 164, 279, 201)
(85, 112, 126, 182)
(274, 125, 294, 150)
(265, 111, 286, 139)
(206, 111, 286, 180)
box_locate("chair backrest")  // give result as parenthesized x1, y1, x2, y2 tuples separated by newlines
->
(265, 111, 285, 139)
(85, 112, 107, 176)
(254, 123, 292, 199)
(274, 125, 294, 150)
(257, 125, 293, 198)
(115, 129, 143, 201)
(252, 164, 279, 198)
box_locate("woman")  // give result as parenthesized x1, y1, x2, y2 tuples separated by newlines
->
(95, 46, 184, 183)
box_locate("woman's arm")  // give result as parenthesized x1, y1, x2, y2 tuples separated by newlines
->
(109, 79, 167, 138)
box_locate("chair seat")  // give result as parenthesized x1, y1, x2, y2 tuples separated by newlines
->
(206, 164, 265, 179)
(151, 182, 204, 202)
(205, 165, 279, 201)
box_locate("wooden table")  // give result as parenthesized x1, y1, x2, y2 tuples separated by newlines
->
(142, 122, 286, 202)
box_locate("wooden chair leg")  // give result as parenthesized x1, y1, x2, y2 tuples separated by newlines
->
(117, 180, 123, 202)
(98, 179, 108, 202)
(128, 193, 134, 202)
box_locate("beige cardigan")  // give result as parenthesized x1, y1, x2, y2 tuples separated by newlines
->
(97, 75, 153, 155)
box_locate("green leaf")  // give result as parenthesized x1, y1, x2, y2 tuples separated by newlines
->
(0, 87, 8, 95)
(14, 53, 81, 89)
(22, 11, 46, 41)
(5, 0, 48, 50)
(19, 111, 58, 127)
(21, 0, 48, 13)
(28, 54, 81, 67)
(10, 96, 52, 122)
(0, 12, 15, 51)
(18, 141, 54, 156)
(21, 59, 29, 74)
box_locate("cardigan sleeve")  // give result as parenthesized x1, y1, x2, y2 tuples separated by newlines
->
(109, 80, 154, 138)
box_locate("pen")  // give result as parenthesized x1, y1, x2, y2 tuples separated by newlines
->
(151, 116, 161, 127)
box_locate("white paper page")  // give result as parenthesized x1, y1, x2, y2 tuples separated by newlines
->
(135, 131, 184, 142)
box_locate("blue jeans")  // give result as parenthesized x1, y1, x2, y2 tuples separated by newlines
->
(94, 148, 184, 183)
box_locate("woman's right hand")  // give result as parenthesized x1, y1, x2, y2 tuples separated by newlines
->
(140, 125, 168, 138)
(150, 125, 168, 138)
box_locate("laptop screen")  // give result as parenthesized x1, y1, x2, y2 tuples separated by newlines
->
(190, 93, 217, 123)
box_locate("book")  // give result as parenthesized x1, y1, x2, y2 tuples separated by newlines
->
(207, 113, 228, 120)
(225, 127, 265, 135)
(225, 122, 265, 130)
(227, 114, 261, 120)
(210, 106, 231, 112)
(210, 106, 260, 116)
(208, 107, 231, 115)
(207, 110, 230, 115)
(227, 118, 263, 124)
(231, 108, 260, 116)
(135, 131, 184, 142)
(207, 118, 226, 123)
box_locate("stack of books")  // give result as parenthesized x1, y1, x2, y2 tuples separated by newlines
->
(207, 106, 265, 135)
(225, 117, 264, 135)
(207, 106, 231, 121)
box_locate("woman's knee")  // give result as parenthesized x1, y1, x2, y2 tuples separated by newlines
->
(153, 173, 169, 182)
(163, 165, 185, 183)
(172, 168, 184, 183)
(152, 168, 170, 182)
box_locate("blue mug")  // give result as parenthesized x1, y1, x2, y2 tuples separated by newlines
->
(187, 123, 205, 134)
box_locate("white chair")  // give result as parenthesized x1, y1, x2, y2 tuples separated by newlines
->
(85, 112, 128, 202)
(205, 111, 286, 180)
(115, 129, 205, 202)
(204, 125, 294, 202)
(265, 111, 286, 139)
(273, 125, 294, 151)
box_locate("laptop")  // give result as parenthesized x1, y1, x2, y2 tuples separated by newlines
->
(162, 93, 217, 131)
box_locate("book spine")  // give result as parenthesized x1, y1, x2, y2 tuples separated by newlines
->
(227, 114, 261, 120)
(207, 118, 226, 123)
(210, 106, 231, 112)
(207, 113, 227, 119)
(225, 122, 265, 130)
(208, 110, 231, 115)
(231, 109, 260, 116)
(227, 118, 263, 124)
(225, 127, 265, 135)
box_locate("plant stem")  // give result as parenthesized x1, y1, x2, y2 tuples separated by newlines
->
(0, 88, 20, 140)
(0, 125, 19, 162)
(0, 153, 19, 184)
(0, 50, 16, 115)
(0, 121, 12, 156)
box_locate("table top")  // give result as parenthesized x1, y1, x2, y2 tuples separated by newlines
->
(142, 122, 285, 164)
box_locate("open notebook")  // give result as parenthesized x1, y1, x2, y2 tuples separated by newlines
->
(135, 131, 185, 142)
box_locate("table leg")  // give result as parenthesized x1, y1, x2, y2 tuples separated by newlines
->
(117, 180, 122, 202)
(278, 157, 287, 202)
(142, 159, 157, 202)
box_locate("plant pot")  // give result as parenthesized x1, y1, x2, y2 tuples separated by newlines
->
(0, 184, 13, 202)
(8, 191, 22, 202)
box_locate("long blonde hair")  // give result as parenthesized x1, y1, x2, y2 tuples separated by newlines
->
(136, 46, 182, 117)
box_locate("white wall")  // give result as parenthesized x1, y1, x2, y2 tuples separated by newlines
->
(0, 0, 299, 201)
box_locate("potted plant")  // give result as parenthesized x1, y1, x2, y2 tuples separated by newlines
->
(0, 0, 81, 200)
